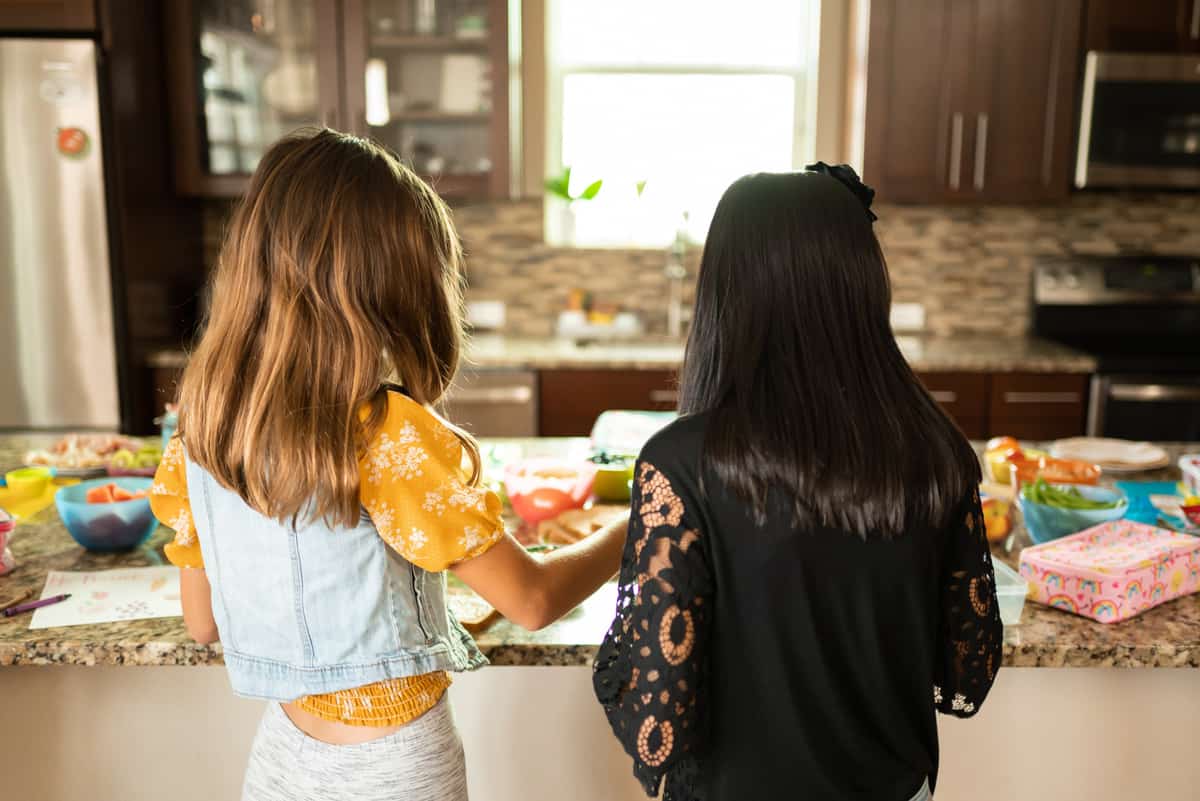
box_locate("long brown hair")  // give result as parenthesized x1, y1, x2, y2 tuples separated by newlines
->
(177, 128, 478, 528)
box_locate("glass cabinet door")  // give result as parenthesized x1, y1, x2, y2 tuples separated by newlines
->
(169, 0, 341, 194)
(342, 0, 507, 198)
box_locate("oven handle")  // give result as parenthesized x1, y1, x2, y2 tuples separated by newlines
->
(1108, 384, 1200, 402)
(447, 387, 534, 404)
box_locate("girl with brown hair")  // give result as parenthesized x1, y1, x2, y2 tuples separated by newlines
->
(150, 128, 627, 800)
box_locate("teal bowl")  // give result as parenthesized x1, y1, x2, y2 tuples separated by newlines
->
(1018, 484, 1128, 545)
(55, 477, 157, 551)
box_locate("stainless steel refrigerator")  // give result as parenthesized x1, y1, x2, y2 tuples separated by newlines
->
(0, 38, 120, 430)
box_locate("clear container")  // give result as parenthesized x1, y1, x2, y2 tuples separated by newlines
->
(1180, 454, 1200, 497)
(993, 560, 1028, 626)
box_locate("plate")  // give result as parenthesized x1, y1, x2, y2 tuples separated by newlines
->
(1050, 438, 1170, 472)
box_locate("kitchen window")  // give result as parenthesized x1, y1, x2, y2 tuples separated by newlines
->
(544, 0, 821, 247)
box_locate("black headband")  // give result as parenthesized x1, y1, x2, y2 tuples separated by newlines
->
(804, 161, 878, 223)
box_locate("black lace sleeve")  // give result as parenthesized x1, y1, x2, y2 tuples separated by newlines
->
(934, 489, 1003, 717)
(593, 461, 713, 801)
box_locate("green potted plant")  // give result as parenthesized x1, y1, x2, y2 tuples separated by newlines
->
(544, 166, 602, 245)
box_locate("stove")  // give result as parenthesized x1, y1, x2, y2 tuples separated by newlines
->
(1033, 255, 1200, 440)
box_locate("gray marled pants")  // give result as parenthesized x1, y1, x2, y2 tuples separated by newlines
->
(241, 698, 469, 801)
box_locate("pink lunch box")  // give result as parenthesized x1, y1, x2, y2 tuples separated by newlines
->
(1019, 520, 1200, 624)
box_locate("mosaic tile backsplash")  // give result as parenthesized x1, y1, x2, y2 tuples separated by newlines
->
(204, 193, 1199, 338)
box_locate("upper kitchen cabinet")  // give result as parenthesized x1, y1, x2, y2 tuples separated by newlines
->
(968, 0, 1083, 202)
(166, 0, 342, 196)
(0, 0, 94, 30)
(861, 0, 1083, 203)
(1084, 0, 1200, 53)
(340, 0, 510, 199)
(165, 0, 512, 199)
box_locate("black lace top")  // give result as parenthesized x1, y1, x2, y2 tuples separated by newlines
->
(593, 413, 1003, 801)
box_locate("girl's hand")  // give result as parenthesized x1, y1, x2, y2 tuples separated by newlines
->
(450, 513, 629, 631)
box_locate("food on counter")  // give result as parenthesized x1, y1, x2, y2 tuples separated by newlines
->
(980, 496, 1012, 542)
(504, 458, 597, 524)
(1180, 455, 1200, 496)
(590, 452, 635, 502)
(108, 445, 162, 469)
(1017, 481, 1128, 545)
(983, 436, 1049, 483)
(1007, 454, 1101, 489)
(1021, 478, 1121, 510)
(446, 583, 497, 630)
(537, 505, 629, 546)
(1019, 520, 1200, 624)
(25, 434, 144, 470)
(85, 483, 149, 504)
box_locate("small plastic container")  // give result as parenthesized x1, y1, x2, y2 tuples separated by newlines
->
(1180, 454, 1200, 497)
(993, 560, 1028, 625)
(0, 508, 15, 576)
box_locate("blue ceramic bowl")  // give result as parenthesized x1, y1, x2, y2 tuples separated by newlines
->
(1018, 484, 1128, 545)
(55, 477, 157, 551)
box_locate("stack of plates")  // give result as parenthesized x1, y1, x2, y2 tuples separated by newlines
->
(1050, 438, 1171, 473)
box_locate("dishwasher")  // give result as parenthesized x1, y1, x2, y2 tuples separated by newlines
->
(439, 369, 538, 438)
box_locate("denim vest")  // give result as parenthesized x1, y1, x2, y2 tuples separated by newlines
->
(185, 457, 487, 702)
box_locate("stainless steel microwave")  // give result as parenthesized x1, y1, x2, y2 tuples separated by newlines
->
(1075, 52, 1200, 189)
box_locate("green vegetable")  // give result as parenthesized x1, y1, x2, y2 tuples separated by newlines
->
(1022, 478, 1121, 510)
(109, 449, 136, 468)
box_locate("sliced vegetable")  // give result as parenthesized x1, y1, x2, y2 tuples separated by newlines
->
(1021, 478, 1121, 510)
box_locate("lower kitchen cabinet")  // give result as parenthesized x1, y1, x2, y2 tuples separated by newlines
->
(538, 369, 678, 437)
(915, 372, 990, 439)
(441, 369, 538, 438)
(989, 372, 1090, 441)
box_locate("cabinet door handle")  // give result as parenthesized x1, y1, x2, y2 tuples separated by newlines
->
(949, 112, 964, 190)
(973, 113, 989, 191)
(1192, 0, 1199, 39)
(448, 387, 533, 404)
(1109, 384, 1200, 402)
(930, 390, 958, 404)
(649, 389, 679, 404)
(1002, 391, 1081, 404)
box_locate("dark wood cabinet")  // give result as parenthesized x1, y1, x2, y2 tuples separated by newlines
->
(989, 372, 1089, 441)
(862, 0, 972, 203)
(538, 369, 678, 437)
(1084, 0, 1200, 53)
(862, 0, 1083, 203)
(916, 372, 990, 439)
(165, 0, 511, 200)
(0, 0, 94, 30)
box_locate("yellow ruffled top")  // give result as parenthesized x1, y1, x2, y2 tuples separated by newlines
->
(149, 390, 504, 726)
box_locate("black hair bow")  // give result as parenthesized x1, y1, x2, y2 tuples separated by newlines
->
(804, 161, 878, 222)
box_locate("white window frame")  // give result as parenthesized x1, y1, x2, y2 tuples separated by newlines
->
(543, 1, 822, 248)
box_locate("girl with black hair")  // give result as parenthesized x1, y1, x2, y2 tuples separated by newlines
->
(593, 165, 1003, 801)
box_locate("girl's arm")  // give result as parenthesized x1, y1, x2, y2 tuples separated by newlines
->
(180, 568, 220, 645)
(451, 513, 628, 631)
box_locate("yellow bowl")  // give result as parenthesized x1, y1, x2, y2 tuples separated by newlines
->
(4, 467, 53, 501)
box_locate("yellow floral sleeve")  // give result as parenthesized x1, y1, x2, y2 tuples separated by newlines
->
(149, 437, 204, 569)
(359, 393, 505, 572)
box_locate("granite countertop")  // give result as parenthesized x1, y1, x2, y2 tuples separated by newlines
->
(2, 437, 1194, 668)
(146, 334, 1096, 374)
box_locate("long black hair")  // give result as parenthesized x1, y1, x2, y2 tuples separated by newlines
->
(677, 170, 980, 537)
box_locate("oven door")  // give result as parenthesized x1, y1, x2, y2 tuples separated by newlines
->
(1088, 375, 1200, 440)
(1076, 52, 1200, 189)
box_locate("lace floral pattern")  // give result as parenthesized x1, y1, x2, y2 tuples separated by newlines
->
(594, 462, 712, 801)
(935, 490, 1003, 718)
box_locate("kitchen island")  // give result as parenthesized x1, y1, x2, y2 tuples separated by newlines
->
(1, 436, 1197, 801)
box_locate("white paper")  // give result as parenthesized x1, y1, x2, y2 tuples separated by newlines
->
(28, 567, 182, 629)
